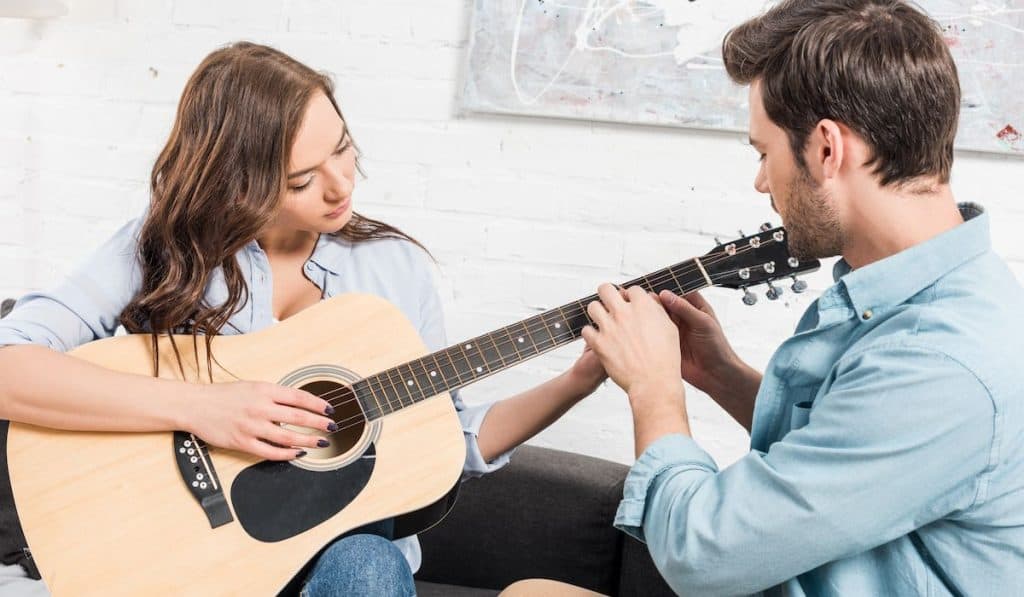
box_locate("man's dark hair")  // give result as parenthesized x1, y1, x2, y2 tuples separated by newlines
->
(723, 0, 960, 187)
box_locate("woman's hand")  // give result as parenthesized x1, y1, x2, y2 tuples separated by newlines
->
(565, 343, 608, 398)
(183, 381, 338, 460)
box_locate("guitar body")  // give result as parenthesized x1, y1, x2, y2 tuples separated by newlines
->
(6, 293, 466, 595)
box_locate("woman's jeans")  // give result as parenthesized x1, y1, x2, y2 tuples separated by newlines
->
(301, 534, 415, 597)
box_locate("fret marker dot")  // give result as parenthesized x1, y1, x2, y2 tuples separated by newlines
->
(465, 344, 472, 350)
(476, 366, 483, 373)
(430, 371, 437, 377)
(518, 337, 524, 343)
(407, 380, 414, 386)
(554, 323, 561, 329)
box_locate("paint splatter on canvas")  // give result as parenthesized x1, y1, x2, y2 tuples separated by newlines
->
(462, 0, 1024, 155)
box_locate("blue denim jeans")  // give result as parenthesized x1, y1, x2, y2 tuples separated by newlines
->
(300, 534, 415, 597)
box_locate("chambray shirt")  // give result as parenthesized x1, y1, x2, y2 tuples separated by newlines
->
(614, 204, 1024, 596)
(0, 215, 512, 574)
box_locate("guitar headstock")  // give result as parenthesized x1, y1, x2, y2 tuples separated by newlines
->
(703, 224, 820, 304)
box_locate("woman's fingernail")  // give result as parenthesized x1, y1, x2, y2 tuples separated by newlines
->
(324, 405, 335, 415)
(327, 422, 339, 432)
(295, 450, 307, 458)
(317, 439, 330, 448)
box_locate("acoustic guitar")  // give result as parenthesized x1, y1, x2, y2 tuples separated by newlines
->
(6, 225, 818, 595)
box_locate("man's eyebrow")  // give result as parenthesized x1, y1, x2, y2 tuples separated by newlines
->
(287, 127, 348, 179)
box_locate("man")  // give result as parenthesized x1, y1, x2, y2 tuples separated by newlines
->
(580, 1, 1024, 595)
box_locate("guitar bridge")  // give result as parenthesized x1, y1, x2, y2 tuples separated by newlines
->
(173, 431, 233, 528)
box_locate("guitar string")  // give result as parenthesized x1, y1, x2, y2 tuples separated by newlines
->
(315, 255, 805, 437)
(311, 265, 776, 438)
(313, 236, 787, 410)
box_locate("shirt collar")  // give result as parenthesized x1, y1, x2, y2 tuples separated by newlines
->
(833, 202, 990, 316)
(307, 233, 352, 276)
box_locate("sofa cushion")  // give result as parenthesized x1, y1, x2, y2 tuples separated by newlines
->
(416, 445, 628, 594)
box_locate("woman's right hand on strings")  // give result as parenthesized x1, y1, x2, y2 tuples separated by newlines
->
(184, 381, 337, 460)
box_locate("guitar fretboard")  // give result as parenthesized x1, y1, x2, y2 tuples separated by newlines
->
(351, 258, 713, 420)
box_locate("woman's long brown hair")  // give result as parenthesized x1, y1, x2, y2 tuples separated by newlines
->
(120, 42, 426, 377)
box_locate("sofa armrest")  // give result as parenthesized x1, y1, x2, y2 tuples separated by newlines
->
(415, 444, 674, 596)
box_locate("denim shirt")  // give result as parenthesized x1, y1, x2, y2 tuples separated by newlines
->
(0, 216, 512, 573)
(614, 204, 1024, 596)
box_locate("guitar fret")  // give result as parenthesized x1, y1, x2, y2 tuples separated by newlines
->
(361, 376, 384, 417)
(464, 340, 490, 378)
(501, 324, 523, 360)
(400, 363, 422, 403)
(416, 356, 441, 398)
(429, 352, 449, 393)
(537, 312, 558, 349)
(482, 332, 507, 370)
(439, 349, 465, 387)
(382, 368, 405, 412)
(509, 319, 540, 358)
(666, 265, 684, 293)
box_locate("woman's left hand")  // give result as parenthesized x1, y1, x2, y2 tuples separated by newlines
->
(566, 342, 608, 398)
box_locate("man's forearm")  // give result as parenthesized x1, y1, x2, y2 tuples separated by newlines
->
(628, 379, 690, 458)
(705, 358, 762, 433)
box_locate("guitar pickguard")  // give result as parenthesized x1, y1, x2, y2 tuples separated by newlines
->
(231, 444, 376, 543)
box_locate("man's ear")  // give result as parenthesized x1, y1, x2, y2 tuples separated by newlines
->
(808, 119, 845, 181)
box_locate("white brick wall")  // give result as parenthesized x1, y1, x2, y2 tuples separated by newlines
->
(1, 0, 1022, 468)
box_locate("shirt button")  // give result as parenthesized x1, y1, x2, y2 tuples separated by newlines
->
(862, 309, 873, 320)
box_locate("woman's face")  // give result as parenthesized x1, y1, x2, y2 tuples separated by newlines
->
(277, 91, 357, 234)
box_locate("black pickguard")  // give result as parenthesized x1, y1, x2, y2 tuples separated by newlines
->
(231, 445, 377, 543)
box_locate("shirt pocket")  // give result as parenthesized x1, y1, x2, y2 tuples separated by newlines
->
(790, 400, 813, 431)
(786, 382, 820, 432)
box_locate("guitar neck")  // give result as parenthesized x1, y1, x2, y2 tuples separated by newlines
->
(352, 258, 714, 420)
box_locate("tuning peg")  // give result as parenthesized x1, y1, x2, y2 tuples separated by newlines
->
(714, 236, 723, 245)
(737, 229, 746, 238)
(790, 276, 808, 294)
(766, 282, 783, 301)
(741, 288, 758, 306)
(759, 222, 772, 232)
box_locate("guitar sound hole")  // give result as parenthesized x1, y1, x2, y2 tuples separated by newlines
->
(291, 380, 366, 460)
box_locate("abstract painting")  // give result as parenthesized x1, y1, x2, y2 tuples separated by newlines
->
(462, 1, 1024, 155)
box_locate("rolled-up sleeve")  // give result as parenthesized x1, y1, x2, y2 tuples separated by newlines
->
(0, 218, 143, 351)
(613, 344, 995, 596)
(414, 259, 512, 479)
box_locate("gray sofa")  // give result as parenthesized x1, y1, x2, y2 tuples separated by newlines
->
(414, 445, 675, 596)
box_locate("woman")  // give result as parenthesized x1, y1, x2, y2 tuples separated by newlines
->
(0, 42, 605, 596)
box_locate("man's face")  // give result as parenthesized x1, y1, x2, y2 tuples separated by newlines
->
(748, 81, 843, 260)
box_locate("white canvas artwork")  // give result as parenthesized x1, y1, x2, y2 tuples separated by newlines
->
(461, 0, 1024, 155)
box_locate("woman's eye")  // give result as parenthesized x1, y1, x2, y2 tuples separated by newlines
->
(758, 153, 766, 163)
(333, 143, 351, 156)
(290, 179, 313, 192)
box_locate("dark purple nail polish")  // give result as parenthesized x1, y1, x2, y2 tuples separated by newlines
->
(327, 422, 338, 432)
(324, 405, 335, 415)
(317, 439, 330, 448)
(295, 450, 307, 458)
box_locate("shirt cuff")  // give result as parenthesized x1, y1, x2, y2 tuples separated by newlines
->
(614, 433, 718, 542)
(457, 400, 514, 479)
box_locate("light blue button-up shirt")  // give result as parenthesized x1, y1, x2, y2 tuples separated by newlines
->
(0, 215, 511, 573)
(614, 204, 1024, 596)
